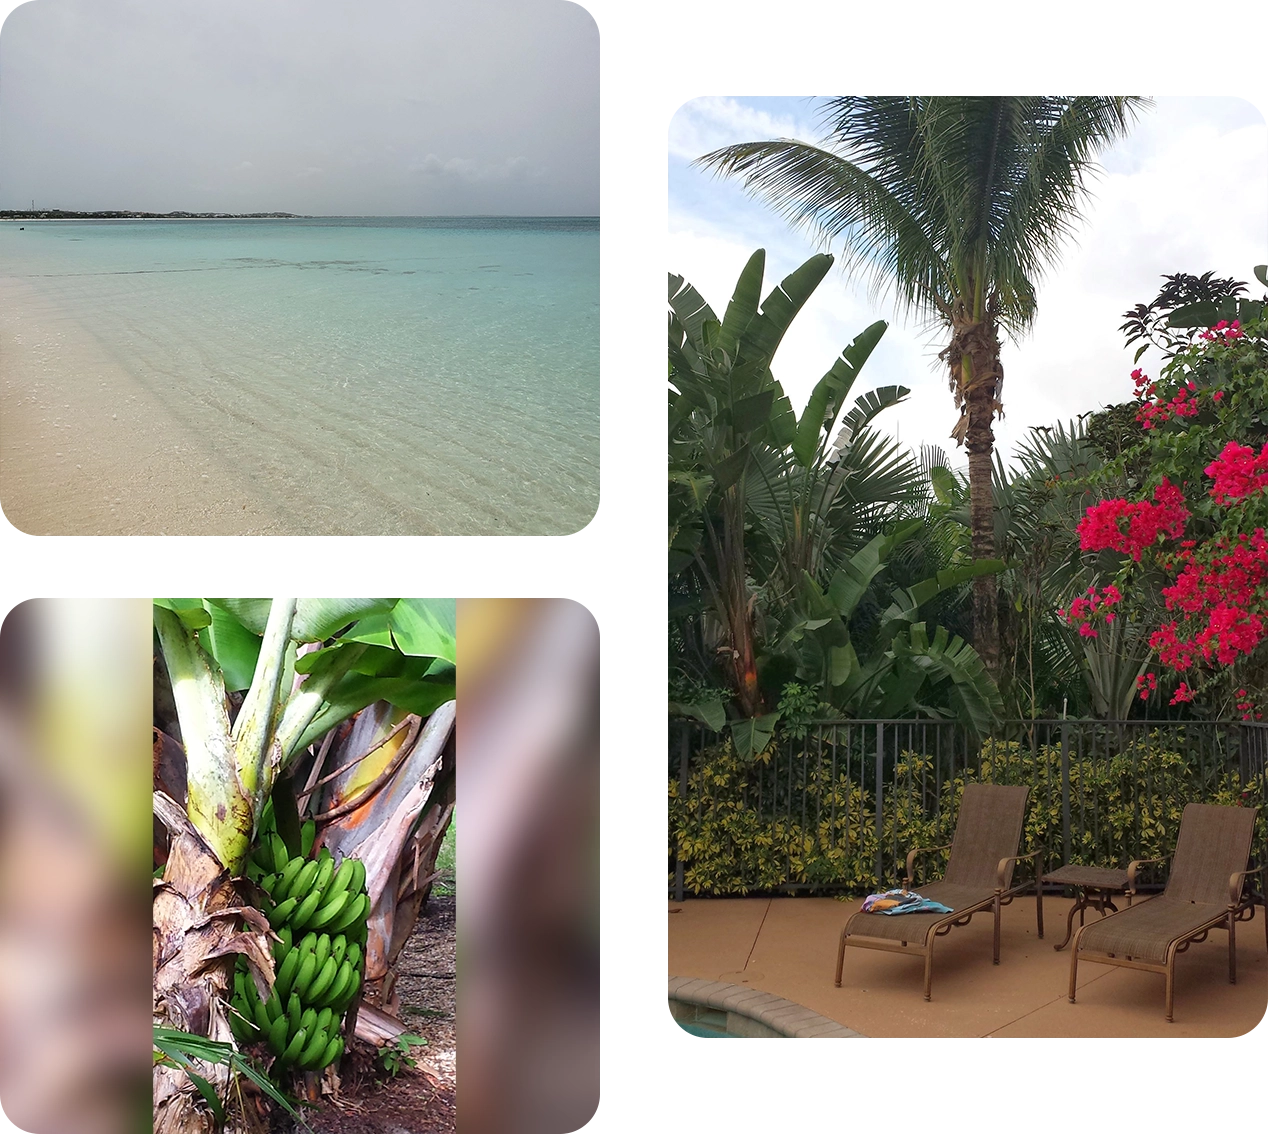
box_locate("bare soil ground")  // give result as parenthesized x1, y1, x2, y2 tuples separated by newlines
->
(294, 896, 455, 1133)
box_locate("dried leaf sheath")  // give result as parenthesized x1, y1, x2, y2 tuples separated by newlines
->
(152, 792, 275, 1134)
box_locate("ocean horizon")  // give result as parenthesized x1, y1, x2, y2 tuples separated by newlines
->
(0, 215, 599, 535)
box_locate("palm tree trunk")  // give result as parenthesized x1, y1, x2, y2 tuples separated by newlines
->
(965, 387, 999, 674)
(949, 318, 1002, 675)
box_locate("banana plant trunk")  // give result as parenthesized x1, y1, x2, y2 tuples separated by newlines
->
(153, 793, 274, 1134)
(720, 485, 762, 717)
(152, 600, 298, 1130)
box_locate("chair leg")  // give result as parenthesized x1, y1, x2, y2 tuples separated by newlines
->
(1067, 929, 1080, 1003)
(1228, 912, 1237, 985)
(1036, 875, 1044, 940)
(992, 890, 1001, 964)
(923, 943, 934, 1001)
(834, 927, 847, 988)
(1165, 940, 1180, 1023)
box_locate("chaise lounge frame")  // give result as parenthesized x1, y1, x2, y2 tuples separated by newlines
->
(834, 782, 1043, 1000)
(1068, 801, 1264, 1022)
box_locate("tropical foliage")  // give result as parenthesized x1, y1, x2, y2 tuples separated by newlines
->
(669, 251, 1005, 755)
(695, 95, 1150, 672)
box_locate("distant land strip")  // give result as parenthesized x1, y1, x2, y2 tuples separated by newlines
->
(1, 210, 305, 220)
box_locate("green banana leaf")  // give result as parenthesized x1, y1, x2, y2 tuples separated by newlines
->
(730, 713, 780, 761)
(791, 319, 888, 466)
(827, 519, 923, 617)
(716, 248, 765, 358)
(740, 253, 834, 367)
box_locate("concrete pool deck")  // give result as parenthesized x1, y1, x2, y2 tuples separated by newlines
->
(669, 894, 1267, 1038)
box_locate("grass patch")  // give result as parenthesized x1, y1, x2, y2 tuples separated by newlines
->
(434, 813, 455, 896)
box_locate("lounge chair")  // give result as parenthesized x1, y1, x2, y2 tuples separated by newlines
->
(834, 783, 1041, 1000)
(1068, 802, 1264, 1021)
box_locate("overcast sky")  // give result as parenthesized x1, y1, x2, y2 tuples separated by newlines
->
(0, 0, 598, 215)
(670, 96, 1268, 469)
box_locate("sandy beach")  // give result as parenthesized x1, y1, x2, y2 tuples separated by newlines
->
(0, 275, 293, 535)
(0, 220, 599, 536)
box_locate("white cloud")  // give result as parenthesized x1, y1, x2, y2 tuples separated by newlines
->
(668, 96, 817, 161)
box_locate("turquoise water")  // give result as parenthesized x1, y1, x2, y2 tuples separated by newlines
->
(0, 217, 597, 535)
(678, 1021, 736, 1037)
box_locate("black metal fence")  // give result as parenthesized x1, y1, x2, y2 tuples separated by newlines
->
(670, 719, 1268, 900)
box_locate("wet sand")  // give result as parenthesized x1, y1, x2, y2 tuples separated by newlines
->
(0, 271, 597, 536)
(0, 276, 289, 535)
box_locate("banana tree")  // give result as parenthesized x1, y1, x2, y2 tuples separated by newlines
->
(768, 521, 1006, 740)
(300, 698, 456, 1022)
(152, 598, 455, 1133)
(670, 248, 904, 731)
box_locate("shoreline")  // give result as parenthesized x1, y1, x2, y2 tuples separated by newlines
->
(1, 210, 304, 221)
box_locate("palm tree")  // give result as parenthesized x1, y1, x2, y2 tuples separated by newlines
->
(696, 96, 1150, 673)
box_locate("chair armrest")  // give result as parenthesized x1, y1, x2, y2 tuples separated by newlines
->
(997, 849, 1041, 891)
(904, 843, 952, 888)
(1127, 857, 1167, 895)
(1228, 863, 1266, 907)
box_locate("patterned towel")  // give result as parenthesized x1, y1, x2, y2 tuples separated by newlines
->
(861, 888, 953, 915)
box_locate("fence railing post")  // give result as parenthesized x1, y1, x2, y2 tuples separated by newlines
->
(1060, 720, 1071, 867)
(674, 728, 690, 902)
(875, 722, 884, 885)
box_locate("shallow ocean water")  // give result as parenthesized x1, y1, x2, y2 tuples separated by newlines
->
(0, 217, 598, 535)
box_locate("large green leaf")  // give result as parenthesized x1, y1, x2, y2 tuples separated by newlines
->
(205, 598, 273, 635)
(292, 673, 455, 754)
(730, 389, 777, 435)
(711, 443, 752, 492)
(668, 272, 718, 356)
(333, 613, 393, 650)
(669, 698, 726, 731)
(887, 623, 1002, 733)
(389, 599, 457, 662)
(791, 319, 887, 466)
(207, 598, 396, 642)
(201, 601, 263, 692)
(293, 599, 397, 643)
(741, 254, 834, 366)
(881, 559, 1007, 629)
(717, 248, 765, 357)
(154, 598, 213, 630)
(730, 713, 780, 761)
(827, 519, 922, 617)
(1166, 296, 1265, 328)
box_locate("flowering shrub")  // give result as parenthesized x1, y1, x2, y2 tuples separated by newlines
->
(1076, 480, 1189, 561)
(1073, 311, 1268, 712)
(1205, 441, 1268, 503)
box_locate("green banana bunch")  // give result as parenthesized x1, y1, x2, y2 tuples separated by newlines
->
(229, 817, 370, 1073)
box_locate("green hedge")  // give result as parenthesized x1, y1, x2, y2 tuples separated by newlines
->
(670, 736, 1266, 896)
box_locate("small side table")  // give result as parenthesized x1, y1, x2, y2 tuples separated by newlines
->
(1041, 865, 1133, 951)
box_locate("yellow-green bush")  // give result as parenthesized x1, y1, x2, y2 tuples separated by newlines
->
(670, 734, 1265, 896)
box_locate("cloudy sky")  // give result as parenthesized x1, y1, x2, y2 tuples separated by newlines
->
(0, 0, 597, 215)
(670, 96, 1268, 469)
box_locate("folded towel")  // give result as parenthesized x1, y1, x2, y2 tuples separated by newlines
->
(861, 888, 953, 915)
